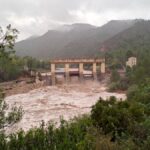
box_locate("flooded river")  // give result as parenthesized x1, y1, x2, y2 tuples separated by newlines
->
(5, 81, 126, 133)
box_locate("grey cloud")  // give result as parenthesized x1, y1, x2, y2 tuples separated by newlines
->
(0, 0, 150, 40)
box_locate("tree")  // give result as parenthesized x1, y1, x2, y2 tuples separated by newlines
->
(0, 24, 18, 56)
(0, 25, 19, 81)
(0, 90, 22, 130)
(126, 50, 133, 60)
(110, 69, 120, 82)
(0, 25, 22, 133)
(91, 97, 145, 142)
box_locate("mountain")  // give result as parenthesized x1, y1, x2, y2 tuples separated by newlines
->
(26, 35, 39, 40)
(101, 20, 150, 53)
(15, 20, 137, 59)
(55, 23, 96, 32)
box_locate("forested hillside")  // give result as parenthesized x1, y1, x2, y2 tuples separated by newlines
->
(102, 20, 150, 54)
(15, 20, 136, 59)
(100, 20, 150, 74)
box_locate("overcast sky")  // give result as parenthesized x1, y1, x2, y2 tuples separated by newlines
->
(0, 0, 150, 40)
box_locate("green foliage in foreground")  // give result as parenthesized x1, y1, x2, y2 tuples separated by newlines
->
(0, 116, 127, 150)
(91, 82, 150, 149)
(0, 90, 23, 130)
(0, 116, 95, 150)
(1, 89, 150, 150)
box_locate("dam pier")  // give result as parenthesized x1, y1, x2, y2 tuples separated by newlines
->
(50, 58, 105, 85)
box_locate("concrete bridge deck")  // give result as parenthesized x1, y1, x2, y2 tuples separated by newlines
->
(50, 58, 105, 64)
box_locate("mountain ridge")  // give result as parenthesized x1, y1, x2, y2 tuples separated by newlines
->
(15, 19, 143, 59)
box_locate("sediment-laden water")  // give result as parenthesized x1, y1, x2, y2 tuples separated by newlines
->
(5, 81, 126, 133)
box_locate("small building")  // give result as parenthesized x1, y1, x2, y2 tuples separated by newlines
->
(126, 57, 137, 68)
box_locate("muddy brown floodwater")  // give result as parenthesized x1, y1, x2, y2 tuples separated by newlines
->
(5, 80, 126, 133)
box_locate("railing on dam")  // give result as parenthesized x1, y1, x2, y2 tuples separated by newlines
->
(50, 58, 105, 64)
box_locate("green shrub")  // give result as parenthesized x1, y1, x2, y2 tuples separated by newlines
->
(110, 70, 120, 82)
(127, 84, 139, 100)
(108, 82, 120, 92)
(91, 97, 145, 143)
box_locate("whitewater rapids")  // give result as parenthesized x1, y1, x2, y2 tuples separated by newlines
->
(5, 81, 126, 133)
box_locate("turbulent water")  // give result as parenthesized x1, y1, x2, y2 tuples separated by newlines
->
(5, 81, 126, 133)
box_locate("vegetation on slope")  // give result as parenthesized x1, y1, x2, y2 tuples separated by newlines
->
(104, 20, 150, 70)
(14, 20, 135, 59)
(0, 25, 50, 82)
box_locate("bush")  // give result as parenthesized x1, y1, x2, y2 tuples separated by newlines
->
(91, 97, 145, 142)
(0, 90, 23, 131)
(108, 82, 120, 92)
(127, 84, 138, 100)
(127, 83, 150, 104)
(0, 115, 97, 150)
(109, 78, 128, 92)
(118, 78, 129, 90)
(110, 70, 120, 83)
